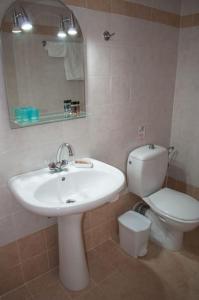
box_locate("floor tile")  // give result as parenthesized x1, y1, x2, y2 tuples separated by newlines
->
(26, 268, 60, 297)
(1, 286, 32, 300)
(97, 271, 138, 300)
(94, 239, 129, 266)
(34, 284, 70, 300)
(87, 249, 116, 283)
(66, 279, 96, 299)
(75, 287, 109, 300)
(1, 236, 199, 300)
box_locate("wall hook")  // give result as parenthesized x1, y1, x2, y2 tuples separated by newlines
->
(103, 31, 115, 41)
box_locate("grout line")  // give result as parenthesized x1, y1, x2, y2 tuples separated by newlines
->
(42, 228, 51, 270)
(15, 239, 26, 284)
(23, 267, 59, 299)
(1, 283, 27, 298)
(84, 219, 111, 233)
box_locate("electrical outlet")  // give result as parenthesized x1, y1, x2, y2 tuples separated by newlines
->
(138, 126, 145, 139)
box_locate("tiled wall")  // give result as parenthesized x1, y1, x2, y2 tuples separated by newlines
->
(167, 177, 199, 201)
(0, 1, 178, 248)
(64, 0, 199, 28)
(1, 0, 198, 297)
(65, 0, 181, 27)
(1, 175, 197, 296)
(0, 225, 58, 295)
(170, 0, 199, 188)
(181, 0, 199, 15)
(0, 192, 138, 296)
(0, 0, 185, 296)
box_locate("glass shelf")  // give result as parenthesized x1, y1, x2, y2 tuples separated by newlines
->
(11, 111, 87, 128)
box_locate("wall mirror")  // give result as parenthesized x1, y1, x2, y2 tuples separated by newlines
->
(1, 0, 86, 129)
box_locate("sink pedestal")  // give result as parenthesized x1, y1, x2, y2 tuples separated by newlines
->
(58, 213, 89, 291)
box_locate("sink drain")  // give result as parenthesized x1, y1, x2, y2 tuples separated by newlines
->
(66, 199, 76, 204)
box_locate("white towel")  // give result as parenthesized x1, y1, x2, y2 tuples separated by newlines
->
(45, 41, 66, 57)
(45, 41, 84, 80)
(64, 43, 84, 80)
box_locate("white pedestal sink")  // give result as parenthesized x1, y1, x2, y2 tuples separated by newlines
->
(58, 213, 89, 290)
(9, 159, 125, 291)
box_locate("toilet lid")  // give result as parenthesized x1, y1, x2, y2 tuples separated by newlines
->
(143, 188, 199, 222)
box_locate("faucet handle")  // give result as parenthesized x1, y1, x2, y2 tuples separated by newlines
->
(48, 160, 68, 172)
(60, 160, 68, 167)
(48, 162, 57, 170)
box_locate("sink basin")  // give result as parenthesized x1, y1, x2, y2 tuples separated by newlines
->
(9, 159, 125, 217)
(9, 159, 125, 291)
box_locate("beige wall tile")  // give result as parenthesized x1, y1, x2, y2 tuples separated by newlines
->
(193, 13, 199, 26)
(44, 225, 58, 249)
(184, 227, 199, 255)
(109, 218, 119, 242)
(64, 0, 86, 7)
(180, 15, 194, 27)
(181, 0, 199, 16)
(48, 247, 59, 269)
(152, 0, 181, 15)
(0, 216, 16, 247)
(22, 253, 49, 282)
(125, 2, 137, 18)
(0, 242, 19, 272)
(18, 231, 46, 261)
(83, 212, 91, 232)
(152, 8, 169, 25)
(89, 204, 110, 228)
(111, 193, 136, 219)
(0, 265, 24, 296)
(110, 0, 129, 16)
(167, 13, 180, 27)
(136, 3, 152, 21)
(86, 0, 111, 13)
(84, 230, 93, 251)
(84, 221, 111, 251)
(167, 177, 199, 201)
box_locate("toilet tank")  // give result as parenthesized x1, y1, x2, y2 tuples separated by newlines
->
(127, 145, 168, 197)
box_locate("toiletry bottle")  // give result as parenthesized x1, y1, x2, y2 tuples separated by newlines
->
(71, 101, 77, 116)
(76, 101, 80, 116)
(64, 100, 72, 117)
(71, 101, 80, 116)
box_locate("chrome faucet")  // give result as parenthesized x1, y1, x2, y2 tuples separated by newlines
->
(49, 143, 74, 172)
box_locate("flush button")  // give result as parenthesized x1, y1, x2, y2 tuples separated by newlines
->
(129, 161, 132, 165)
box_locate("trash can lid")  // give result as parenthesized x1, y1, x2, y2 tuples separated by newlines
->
(118, 211, 151, 232)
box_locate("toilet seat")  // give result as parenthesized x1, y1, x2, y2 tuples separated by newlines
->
(143, 188, 199, 222)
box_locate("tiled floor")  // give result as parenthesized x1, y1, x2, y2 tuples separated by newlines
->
(1, 230, 199, 300)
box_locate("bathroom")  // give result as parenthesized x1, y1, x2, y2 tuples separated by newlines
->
(0, 0, 199, 299)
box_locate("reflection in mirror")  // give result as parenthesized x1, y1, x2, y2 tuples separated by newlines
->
(1, 0, 86, 128)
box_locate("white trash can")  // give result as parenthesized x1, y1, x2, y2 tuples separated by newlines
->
(118, 211, 151, 257)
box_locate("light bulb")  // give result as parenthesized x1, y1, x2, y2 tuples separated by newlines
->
(57, 30, 67, 39)
(67, 13, 78, 36)
(12, 26, 22, 34)
(67, 27, 77, 36)
(21, 21, 33, 31)
(12, 9, 22, 34)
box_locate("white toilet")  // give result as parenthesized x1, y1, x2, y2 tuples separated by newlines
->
(127, 144, 199, 251)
